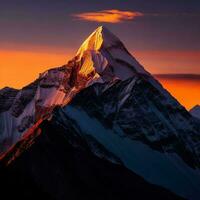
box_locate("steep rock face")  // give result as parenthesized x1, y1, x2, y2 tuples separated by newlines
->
(68, 78, 200, 168)
(0, 119, 183, 200)
(53, 78, 200, 199)
(190, 105, 200, 119)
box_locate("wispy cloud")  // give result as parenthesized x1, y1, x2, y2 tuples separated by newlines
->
(72, 9, 144, 23)
(72, 10, 200, 23)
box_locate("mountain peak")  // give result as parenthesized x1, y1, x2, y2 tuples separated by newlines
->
(76, 26, 121, 58)
(93, 25, 119, 40)
(75, 26, 147, 80)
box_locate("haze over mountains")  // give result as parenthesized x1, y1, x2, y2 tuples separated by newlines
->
(0, 26, 200, 200)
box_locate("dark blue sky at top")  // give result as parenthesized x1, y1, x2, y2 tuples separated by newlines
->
(0, 0, 200, 52)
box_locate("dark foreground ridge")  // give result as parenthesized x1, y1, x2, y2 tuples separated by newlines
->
(0, 119, 183, 200)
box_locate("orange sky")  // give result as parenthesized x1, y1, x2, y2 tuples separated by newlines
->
(156, 78, 200, 110)
(134, 51, 200, 74)
(0, 49, 74, 89)
(0, 49, 199, 110)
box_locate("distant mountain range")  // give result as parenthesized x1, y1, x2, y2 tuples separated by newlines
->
(190, 105, 200, 119)
(0, 26, 200, 200)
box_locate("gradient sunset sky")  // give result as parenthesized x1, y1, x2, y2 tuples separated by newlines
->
(0, 0, 200, 109)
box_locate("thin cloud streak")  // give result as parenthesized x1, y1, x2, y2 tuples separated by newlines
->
(72, 9, 143, 23)
(154, 74, 200, 80)
(146, 12, 200, 17)
(72, 9, 200, 24)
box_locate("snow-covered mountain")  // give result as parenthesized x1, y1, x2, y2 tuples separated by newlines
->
(0, 26, 148, 153)
(0, 26, 200, 200)
(190, 105, 200, 119)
